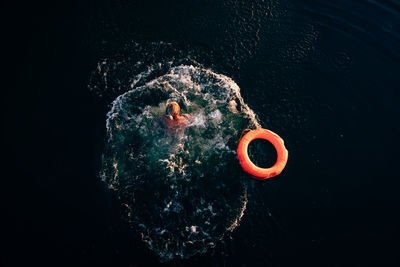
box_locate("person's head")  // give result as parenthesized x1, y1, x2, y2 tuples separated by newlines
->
(165, 101, 180, 118)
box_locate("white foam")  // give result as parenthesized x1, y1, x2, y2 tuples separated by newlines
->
(101, 64, 259, 262)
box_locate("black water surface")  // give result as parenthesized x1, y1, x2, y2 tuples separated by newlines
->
(4, 0, 400, 266)
(248, 139, 278, 169)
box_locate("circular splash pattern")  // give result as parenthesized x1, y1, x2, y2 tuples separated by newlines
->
(100, 64, 260, 261)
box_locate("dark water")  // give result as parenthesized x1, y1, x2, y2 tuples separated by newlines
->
(4, 0, 400, 266)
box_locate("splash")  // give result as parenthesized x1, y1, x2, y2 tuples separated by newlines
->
(98, 62, 260, 261)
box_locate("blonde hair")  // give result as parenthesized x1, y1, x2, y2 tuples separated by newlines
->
(165, 101, 180, 118)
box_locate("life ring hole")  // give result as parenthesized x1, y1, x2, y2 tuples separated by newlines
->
(247, 138, 278, 168)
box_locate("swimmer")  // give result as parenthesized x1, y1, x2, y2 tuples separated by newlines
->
(157, 101, 191, 132)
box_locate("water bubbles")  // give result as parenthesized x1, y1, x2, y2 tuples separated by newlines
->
(332, 51, 352, 70)
(209, 109, 223, 125)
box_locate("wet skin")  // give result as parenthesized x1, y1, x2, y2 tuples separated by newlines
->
(158, 113, 191, 133)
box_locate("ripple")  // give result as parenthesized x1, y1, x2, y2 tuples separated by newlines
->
(294, 0, 400, 61)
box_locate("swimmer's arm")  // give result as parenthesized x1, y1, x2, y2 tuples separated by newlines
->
(155, 114, 164, 127)
(182, 114, 191, 121)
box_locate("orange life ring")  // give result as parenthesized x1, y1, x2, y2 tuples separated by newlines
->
(237, 128, 288, 180)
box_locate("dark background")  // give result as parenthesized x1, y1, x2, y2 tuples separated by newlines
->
(3, 0, 399, 266)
